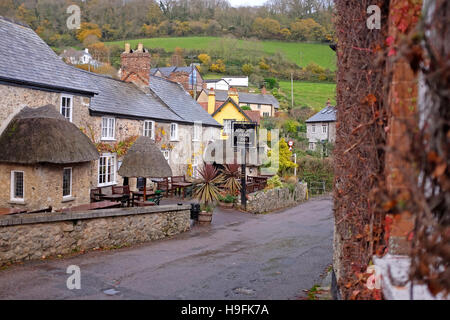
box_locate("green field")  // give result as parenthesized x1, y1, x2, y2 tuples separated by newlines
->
(279, 81, 336, 111)
(106, 36, 336, 70)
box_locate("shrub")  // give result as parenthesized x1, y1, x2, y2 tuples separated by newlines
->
(297, 156, 334, 191)
(267, 175, 283, 189)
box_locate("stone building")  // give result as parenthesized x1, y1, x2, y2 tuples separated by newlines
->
(0, 106, 99, 211)
(305, 102, 337, 151)
(0, 17, 222, 209)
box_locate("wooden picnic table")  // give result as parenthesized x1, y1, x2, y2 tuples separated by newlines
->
(60, 201, 122, 213)
(172, 182, 193, 199)
(0, 207, 27, 216)
(131, 190, 157, 202)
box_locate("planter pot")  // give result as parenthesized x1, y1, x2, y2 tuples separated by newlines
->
(198, 210, 213, 225)
(219, 202, 234, 209)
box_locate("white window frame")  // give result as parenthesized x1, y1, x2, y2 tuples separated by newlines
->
(223, 119, 233, 135)
(312, 124, 316, 133)
(192, 157, 199, 179)
(143, 120, 155, 139)
(101, 117, 116, 141)
(60, 94, 73, 122)
(323, 124, 328, 133)
(161, 149, 170, 161)
(193, 122, 202, 141)
(62, 167, 73, 199)
(263, 112, 270, 117)
(309, 143, 315, 151)
(10, 170, 24, 202)
(170, 123, 179, 141)
(98, 153, 117, 187)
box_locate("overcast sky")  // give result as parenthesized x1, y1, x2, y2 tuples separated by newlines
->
(228, 0, 267, 7)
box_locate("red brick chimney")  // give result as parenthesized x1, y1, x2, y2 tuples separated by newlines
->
(261, 86, 267, 95)
(120, 43, 151, 86)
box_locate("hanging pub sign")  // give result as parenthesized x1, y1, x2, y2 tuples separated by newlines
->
(232, 121, 257, 149)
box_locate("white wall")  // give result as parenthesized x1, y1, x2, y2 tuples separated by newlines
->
(306, 122, 336, 150)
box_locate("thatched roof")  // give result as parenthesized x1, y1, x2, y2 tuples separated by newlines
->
(0, 105, 99, 164)
(118, 136, 172, 178)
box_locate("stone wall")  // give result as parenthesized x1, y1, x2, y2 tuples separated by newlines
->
(244, 182, 308, 214)
(0, 204, 190, 266)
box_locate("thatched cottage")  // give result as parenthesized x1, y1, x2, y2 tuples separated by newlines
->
(0, 106, 99, 211)
(0, 16, 222, 205)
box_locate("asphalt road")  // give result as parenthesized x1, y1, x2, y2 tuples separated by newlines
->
(0, 197, 334, 300)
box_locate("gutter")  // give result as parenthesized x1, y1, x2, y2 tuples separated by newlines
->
(0, 76, 97, 97)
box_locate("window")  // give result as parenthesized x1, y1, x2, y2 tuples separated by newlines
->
(170, 123, 178, 141)
(263, 112, 270, 117)
(192, 157, 199, 179)
(193, 122, 202, 141)
(101, 117, 115, 140)
(309, 143, 315, 150)
(223, 120, 233, 135)
(63, 168, 72, 198)
(98, 154, 116, 186)
(11, 171, 24, 201)
(257, 104, 261, 109)
(143, 120, 155, 139)
(60, 95, 73, 122)
(312, 124, 316, 133)
(323, 124, 328, 133)
(161, 149, 170, 161)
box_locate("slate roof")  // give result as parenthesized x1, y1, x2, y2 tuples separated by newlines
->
(204, 89, 280, 109)
(149, 76, 221, 127)
(0, 16, 219, 127)
(75, 70, 184, 123)
(150, 66, 198, 77)
(0, 16, 96, 95)
(306, 106, 337, 123)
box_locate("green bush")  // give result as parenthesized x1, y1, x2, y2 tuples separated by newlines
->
(219, 194, 237, 203)
(267, 175, 283, 189)
(297, 156, 334, 191)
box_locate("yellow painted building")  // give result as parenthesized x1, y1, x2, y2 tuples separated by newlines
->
(208, 88, 252, 139)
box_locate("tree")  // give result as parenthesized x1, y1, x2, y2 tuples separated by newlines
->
(242, 64, 254, 76)
(290, 18, 326, 41)
(88, 42, 109, 63)
(277, 138, 297, 175)
(252, 17, 281, 39)
(76, 22, 102, 43)
(198, 53, 211, 65)
(210, 59, 226, 73)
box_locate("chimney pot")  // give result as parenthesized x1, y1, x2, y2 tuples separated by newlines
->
(124, 43, 131, 53)
(137, 43, 144, 52)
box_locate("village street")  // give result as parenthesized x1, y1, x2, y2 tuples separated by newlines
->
(0, 197, 333, 300)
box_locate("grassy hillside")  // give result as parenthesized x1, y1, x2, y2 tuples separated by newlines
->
(279, 81, 336, 111)
(106, 36, 336, 71)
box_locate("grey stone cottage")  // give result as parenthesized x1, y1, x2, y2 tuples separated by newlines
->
(0, 16, 222, 211)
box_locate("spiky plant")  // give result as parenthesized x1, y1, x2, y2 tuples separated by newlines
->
(194, 164, 223, 206)
(220, 164, 241, 196)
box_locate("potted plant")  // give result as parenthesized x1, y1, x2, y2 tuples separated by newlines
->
(218, 194, 237, 208)
(194, 164, 222, 225)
